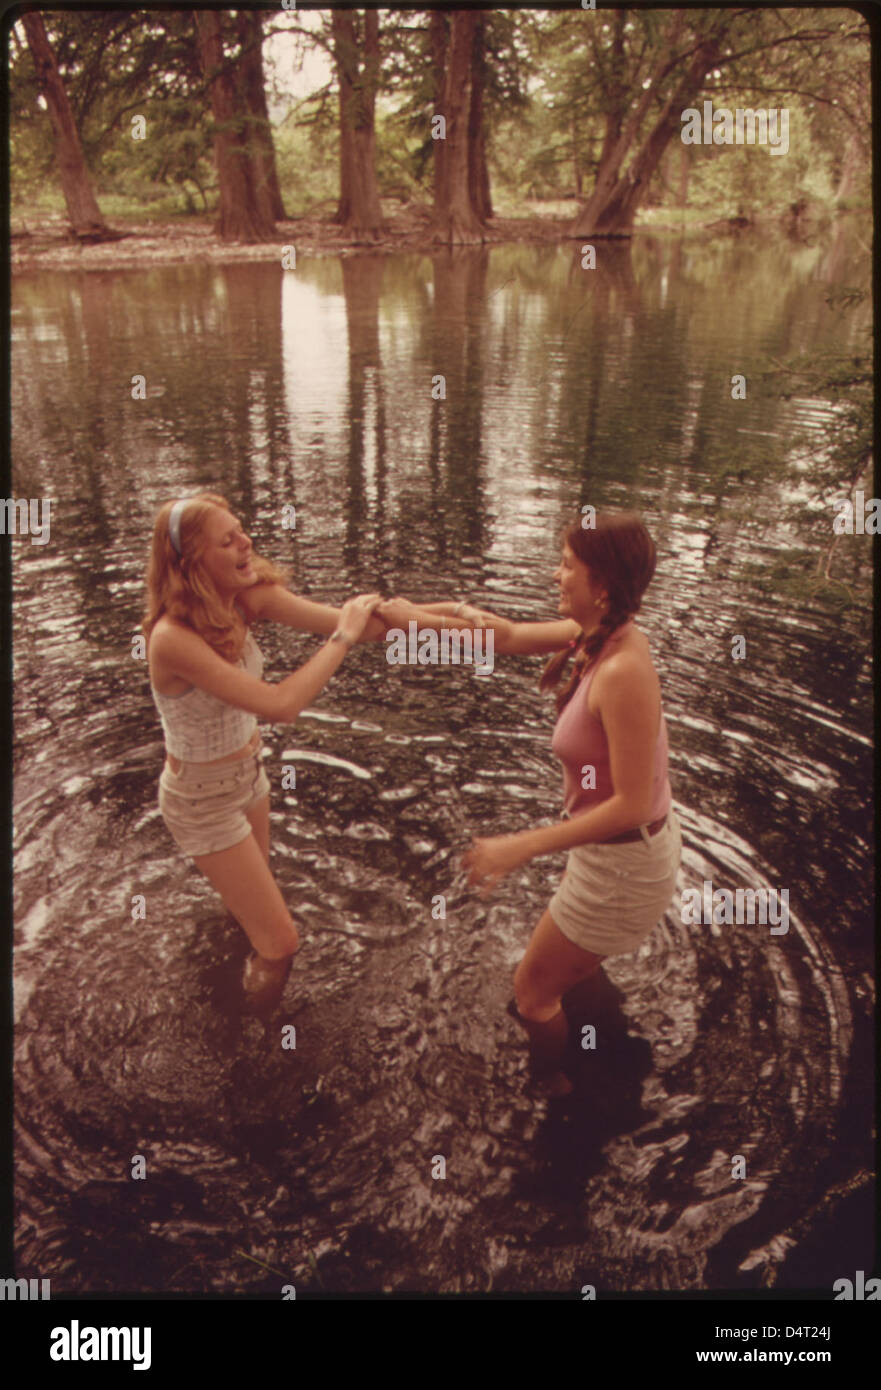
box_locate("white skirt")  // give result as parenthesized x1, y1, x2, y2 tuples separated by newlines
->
(548, 809, 682, 956)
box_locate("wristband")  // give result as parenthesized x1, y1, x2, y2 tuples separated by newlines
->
(330, 627, 354, 647)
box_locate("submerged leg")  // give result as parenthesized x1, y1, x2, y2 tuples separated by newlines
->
(511, 907, 606, 1094)
(507, 998, 572, 1090)
(193, 826, 299, 1011)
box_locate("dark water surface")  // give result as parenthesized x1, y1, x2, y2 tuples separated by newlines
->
(11, 224, 874, 1292)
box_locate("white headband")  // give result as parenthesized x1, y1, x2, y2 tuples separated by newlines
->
(168, 498, 192, 556)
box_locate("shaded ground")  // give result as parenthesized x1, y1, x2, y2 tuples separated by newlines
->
(9, 201, 796, 273)
(10, 205, 570, 272)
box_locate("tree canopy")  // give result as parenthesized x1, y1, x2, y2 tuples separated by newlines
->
(9, 6, 870, 238)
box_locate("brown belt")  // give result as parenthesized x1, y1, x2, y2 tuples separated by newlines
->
(601, 812, 668, 845)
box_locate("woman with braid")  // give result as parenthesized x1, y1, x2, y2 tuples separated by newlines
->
(457, 512, 681, 1094)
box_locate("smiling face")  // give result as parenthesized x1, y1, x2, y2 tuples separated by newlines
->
(554, 541, 608, 632)
(197, 506, 258, 600)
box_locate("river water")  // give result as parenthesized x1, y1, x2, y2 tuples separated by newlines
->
(10, 221, 874, 1293)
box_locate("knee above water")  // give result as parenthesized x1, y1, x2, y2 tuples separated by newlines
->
(513, 981, 551, 1023)
(268, 922, 300, 960)
(513, 963, 539, 1009)
(515, 997, 553, 1024)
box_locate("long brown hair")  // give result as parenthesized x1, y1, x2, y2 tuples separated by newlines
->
(141, 493, 289, 662)
(540, 511, 657, 714)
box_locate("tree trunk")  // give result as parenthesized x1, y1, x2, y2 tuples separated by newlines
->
(432, 11, 486, 244)
(331, 10, 384, 242)
(572, 111, 583, 198)
(333, 10, 355, 225)
(678, 139, 690, 208)
(595, 8, 627, 172)
(334, 73, 354, 224)
(194, 10, 275, 242)
(468, 12, 492, 222)
(21, 11, 110, 241)
(572, 11, 686, 237)
(834, 131, 863, 204)
(236, 11, 286, 221)
(431, 11, 449, 218)
(572, 26, 720, 238)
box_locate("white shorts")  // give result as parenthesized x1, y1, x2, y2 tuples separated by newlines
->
(548, 809, 682, 956)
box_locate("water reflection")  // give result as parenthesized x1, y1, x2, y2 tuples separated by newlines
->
(12, 223, 873, 1292)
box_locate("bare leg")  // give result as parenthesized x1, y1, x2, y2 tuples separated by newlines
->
(222, 796, 271, 937)
(193, 823, 298, 1008)
(245, 793, 271, 864)
(237, 795, 292, 1004)
(511, 908, 605, 1093)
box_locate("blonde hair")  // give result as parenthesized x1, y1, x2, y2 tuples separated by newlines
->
(141, 493, 289, 662)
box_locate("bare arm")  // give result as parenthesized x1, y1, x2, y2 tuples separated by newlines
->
(239, 583, 381, 641)
(238, 583, 482, 643)
(493, 616, 582, 655)
(241, 582, 580, 654)
(153, 595, 380, 724)
(383, 597, 581, 655)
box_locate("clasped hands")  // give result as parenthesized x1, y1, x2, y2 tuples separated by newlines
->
(374, 596, 496, 630)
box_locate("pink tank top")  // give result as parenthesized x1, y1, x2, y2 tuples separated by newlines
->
(550, 621, 672, 820)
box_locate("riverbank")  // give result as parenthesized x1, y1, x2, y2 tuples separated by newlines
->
(10, 201, 805, 274)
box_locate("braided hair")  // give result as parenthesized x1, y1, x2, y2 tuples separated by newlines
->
(540, 511, 656, 715)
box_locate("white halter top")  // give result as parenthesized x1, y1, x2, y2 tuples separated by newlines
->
(151, 628, 264, 761)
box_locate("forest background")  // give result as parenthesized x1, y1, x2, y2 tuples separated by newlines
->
(9, 6, 871, 245)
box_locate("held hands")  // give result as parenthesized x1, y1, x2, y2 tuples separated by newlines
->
(381, 596, 496, 629)
(462, 832, 533, 895)
(337, 593, 384, 644)
(456, 604, 496, 628)
(340, 593, 500, 646)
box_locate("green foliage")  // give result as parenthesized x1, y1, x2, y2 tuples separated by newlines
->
(8, 4, 872, 228)
(486, 7, 869, 222)
(273, 106, 338, 216)
(9, 10, 212, 214)
(676, 98, 838, 219)
(380, 9, 536, 201)
(373, 108, 426, 203)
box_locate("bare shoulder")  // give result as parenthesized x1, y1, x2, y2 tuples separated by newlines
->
(620, 624, 654, 663)
(148, 615, 203, 692)
(595, 626, 658, 691)
(149, 614, 199, 658)
(236, 583, 270, 622)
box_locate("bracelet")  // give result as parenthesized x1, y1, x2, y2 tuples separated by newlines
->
(453, 599, 471, 618)
(330, 627, 354, 647)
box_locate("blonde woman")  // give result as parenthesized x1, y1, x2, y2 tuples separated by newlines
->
(142, 492, 478, 1010)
